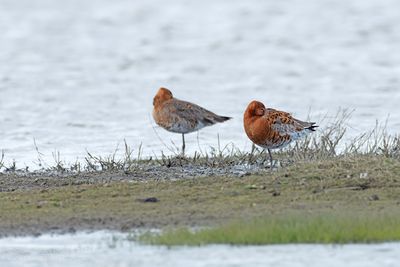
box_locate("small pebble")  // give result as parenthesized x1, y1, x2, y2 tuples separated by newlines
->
(368, 194, 379, 201)
(137, 197, 159, 203)
(272, 191, 281, 197)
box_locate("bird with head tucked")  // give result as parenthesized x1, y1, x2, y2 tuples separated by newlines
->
(153, 87, 231, 155)
(244, 100, 318, 168)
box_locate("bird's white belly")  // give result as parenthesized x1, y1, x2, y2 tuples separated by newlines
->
(166, 121, 203, 134)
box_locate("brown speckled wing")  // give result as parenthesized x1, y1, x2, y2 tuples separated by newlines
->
(265, 109, 304, 135)
(263, 110, 290, 134)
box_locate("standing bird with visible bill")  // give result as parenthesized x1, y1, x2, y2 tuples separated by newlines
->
(152, 87, 231, 155)
(243, 100, 318, 168)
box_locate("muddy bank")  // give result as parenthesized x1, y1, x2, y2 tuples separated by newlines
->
(0, 156, 399, 237)
(0, 162, 261, 192)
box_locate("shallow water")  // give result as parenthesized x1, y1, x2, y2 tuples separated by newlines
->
(0, 0, 399, 167)
(0, 232, 399, 267)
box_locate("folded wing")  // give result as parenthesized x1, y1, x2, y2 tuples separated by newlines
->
(266, 108, 317, 139)
(172, 99, 231, 126)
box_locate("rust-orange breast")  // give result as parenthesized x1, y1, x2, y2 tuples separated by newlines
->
(244, 115, 292, 149)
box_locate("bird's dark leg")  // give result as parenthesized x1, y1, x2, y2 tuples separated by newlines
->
(267, 148, 274, 170)
(181, 133, 186, 156)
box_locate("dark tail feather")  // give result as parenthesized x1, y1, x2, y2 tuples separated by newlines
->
(202, 115, 232, 125)
(306, 122, 318, 131)
(215, 115, 232, 123)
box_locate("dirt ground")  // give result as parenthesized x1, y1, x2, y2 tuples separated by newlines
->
(0, 156, 399, 237)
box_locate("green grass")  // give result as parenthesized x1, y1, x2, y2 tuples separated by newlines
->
(140, 213, 400, 245)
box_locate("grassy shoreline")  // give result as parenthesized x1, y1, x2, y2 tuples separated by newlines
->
(0, 155, 399, 242)
(141, 213, 400, 245)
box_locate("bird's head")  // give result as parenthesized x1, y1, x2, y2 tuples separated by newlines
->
(244, 100, 266, 118)
(153, 87, 173, 107)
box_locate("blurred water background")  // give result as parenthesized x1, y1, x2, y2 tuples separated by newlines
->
(0, 0, 399, 167)
(0, 231, 399, 267)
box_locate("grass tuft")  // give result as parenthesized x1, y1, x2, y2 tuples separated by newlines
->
(140, 213, 400, 246)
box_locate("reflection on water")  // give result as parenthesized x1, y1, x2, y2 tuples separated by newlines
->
(0, 231, 399, 267)
(0, 0, 399, 167)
